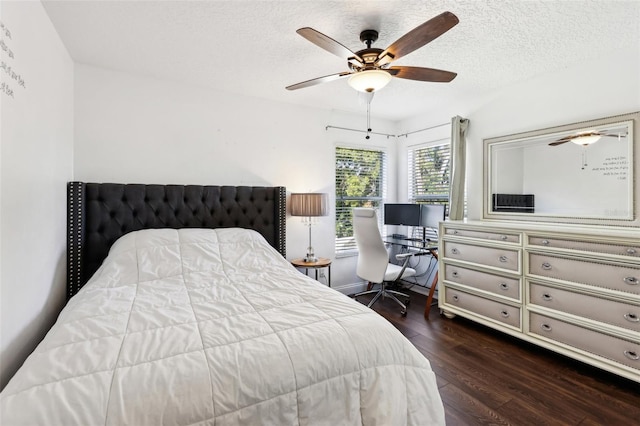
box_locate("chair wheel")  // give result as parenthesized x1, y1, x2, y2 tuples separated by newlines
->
(401, 310, 407, 317)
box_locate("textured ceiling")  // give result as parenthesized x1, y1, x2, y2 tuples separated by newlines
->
(42, 0, 640, 121)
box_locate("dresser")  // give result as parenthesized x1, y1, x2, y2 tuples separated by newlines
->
(439, 220, 640, 383)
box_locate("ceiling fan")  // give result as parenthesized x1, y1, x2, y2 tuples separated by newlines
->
(548, 130, 627, 146)
(286, 11, 459, 93)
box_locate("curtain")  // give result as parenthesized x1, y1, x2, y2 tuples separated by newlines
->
(449, 116, 469, 220)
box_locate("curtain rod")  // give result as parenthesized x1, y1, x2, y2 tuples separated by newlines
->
(326, 118, 467, 139)
(396, 122, 450, 138)
(325, 125, 396, 139)
(324, 123, 451, 139)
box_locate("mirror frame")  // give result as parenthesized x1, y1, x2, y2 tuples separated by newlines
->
(483, 111, 639, 227)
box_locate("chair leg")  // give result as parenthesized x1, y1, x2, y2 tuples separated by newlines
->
(354, 289, 380, 298)
(385, 292, 407, 313)
(367, 290, 384, 308)
(353, 280, 380, 299)
(355, 282, 410, 317)
(386, 289, 410, 300)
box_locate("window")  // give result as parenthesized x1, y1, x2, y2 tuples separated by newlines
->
(408, 141, 450, 238)
(335, 146, 387, 254)
(408, 141, 450, 206)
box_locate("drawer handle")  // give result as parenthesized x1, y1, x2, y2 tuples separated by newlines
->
(624, 313, 639, 323)
(500, 235, 508, 241)
(626, 248, 637, 255)
(499, 255, 508, 263)
(541, 262, 552, 271)
(451, 271, 459, 278)
(500, 310, 510, 318)
(541, 239, 550, 245)
(499, 282, 509, 291)
(540, 323, 552, 332)
(452, 295, 460, 302)
(542, 293, 553, 302)
(623, 350, 639, 361)
(453, 230, 459, 235)
(451, 248, 460, 255)
(624, 276, 639, 285)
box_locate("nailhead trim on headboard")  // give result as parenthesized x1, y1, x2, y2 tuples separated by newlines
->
(67, 181, 85, 300)
(276, 186, 287, 256)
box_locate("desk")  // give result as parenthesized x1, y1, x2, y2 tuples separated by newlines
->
(291, 257, 332, 287)
(384, 237, 439, 319)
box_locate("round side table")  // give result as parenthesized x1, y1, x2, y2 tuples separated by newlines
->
(291, 257, 332, 287)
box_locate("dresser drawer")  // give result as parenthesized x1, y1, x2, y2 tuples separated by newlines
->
(528, 236, 640, 259)
(445, 227, 520, 243)
(529, 313, 640, 371)
(529, 283, 640, 332)
(444, 264, 520, 300)
(445, 289, 520, 328)
(528, 253, 640, 295)
(443, 241, 520, 272)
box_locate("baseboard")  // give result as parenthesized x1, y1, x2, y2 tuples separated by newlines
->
(331, 281, 368, 296)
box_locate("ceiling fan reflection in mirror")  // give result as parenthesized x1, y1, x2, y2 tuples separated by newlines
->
(286, 11, 459, 93)
(548, 129, 628, 147)
(547, 128, 629, 170)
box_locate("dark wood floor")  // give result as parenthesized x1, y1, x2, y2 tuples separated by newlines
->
(362, 290, 640, 425)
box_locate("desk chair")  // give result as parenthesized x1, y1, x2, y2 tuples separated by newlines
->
(352, 208, 416, 316)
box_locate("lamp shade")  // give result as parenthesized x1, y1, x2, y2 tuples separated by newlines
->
(290, 193, 329, 217)
(348, 70, 392, 93)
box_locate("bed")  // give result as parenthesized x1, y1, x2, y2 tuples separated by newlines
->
(0, 182, 445, 425)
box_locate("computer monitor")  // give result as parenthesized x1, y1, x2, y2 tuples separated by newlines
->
(384, 203, 446, 227)
(419, 204, 446, 229)
(384, 204, 422, 226)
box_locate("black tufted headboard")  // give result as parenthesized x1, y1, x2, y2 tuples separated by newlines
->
(67, 182, 287, 300)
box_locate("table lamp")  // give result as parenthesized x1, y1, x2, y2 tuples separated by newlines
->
(290, 193, 329, 262)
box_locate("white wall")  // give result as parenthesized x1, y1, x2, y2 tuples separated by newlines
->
(464, 47, 640, 219)
(74, 64, 399, 293)
(0, 1, 74, 390)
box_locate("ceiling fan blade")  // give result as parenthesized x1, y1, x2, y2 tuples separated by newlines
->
(296, 28, 362, 62)
(389, 66, 457, 82)
(286, 72, 352, 90)
(548, 139, 571, 146)
(376, 11, 459, 65)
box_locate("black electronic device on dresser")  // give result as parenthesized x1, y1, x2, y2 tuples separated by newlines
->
(492, 193, 535, 213)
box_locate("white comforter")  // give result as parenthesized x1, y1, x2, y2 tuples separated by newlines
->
(1, 228, 444, 425)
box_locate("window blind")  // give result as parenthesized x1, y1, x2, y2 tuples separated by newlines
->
(408, 142, 450, 205)
(335, 147, 387, 253)
(408, 142, 450, 239)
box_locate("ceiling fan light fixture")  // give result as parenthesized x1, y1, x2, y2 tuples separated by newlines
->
(571, 134, 601, 145)
(348, 70, 392, 92)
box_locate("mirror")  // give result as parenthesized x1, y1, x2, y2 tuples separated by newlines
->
(483, 111, 638, 226)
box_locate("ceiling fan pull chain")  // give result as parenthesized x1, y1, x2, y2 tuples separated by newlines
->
(365, 99, 372, 139)
(581, 147, 588, 170)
